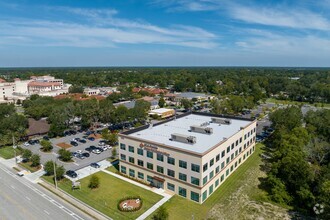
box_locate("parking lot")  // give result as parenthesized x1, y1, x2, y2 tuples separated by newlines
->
(21, 131, 114, 171)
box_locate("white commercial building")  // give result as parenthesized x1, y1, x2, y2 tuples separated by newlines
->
(118, 112, 257, 203)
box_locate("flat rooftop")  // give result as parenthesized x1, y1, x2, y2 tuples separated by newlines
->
(126, 113, 253, 154)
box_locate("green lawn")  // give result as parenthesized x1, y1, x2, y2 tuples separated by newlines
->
(266, 98, 330, 108)
(147, 144, 272, 220)
(0, 146, 22, 159)
(18, 162, 41, 173)
(43, 172, 162, 220)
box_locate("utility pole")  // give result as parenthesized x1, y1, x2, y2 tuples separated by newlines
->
(12, 135, 17, 164)
(53, 160, 58, 189)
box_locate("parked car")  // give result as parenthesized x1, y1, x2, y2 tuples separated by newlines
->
(64, 131, 71, 136)
(76, 154, 85, 159)
(71, 152, 79, 157)
(75, 150, 82, 154)
(78, 139, 86, 143)
(90, 163, 100, 168)
(88, 137, 95, 141)
(72, 138, 80, 142)
(100, 146, 108, 151)
(82, 152, 90, 158)
(43, 136, 49, 140)
(92, 149, 101, 154)
(69, 130, 77, 135)
(23, 142, 30, 147)
(70, 141, 78, 147)
(66, 170, 78, 178)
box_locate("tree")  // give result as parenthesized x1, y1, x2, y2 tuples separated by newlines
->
(111, 147, 117, 159)
(58, 148, 72, 162)
(30, 154, 40, 167)
(158, 97, 165, 108)
(40, 140, 53, 152)
(55, 165, 65, 180)
(22, 149, 32, 161)
(69, 85, 84, 93)
(88, 175, 100, 189)
(181, 98, 192, 110)
(152, 206, 169, 220)
(44, 160, 55, 175)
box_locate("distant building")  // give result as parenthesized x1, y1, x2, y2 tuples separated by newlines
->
(54, 93, 105, 101)
(84, 88, 100, 96)
(132, 87, 169, 95)
(148, 108, 175, 118)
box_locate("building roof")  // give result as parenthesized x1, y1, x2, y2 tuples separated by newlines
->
(149, 108, 174, 114)
(27, 118, 50, 136)
(126, 113, 253, 154)
(177, 92, 209, 99)
(28, 81, 61, 87)
(132, 87, 168, 95)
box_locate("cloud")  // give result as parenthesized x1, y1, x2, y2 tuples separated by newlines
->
(0, 6, 217, 49)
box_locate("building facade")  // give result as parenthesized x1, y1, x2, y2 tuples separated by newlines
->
(118, 112, 257, 203)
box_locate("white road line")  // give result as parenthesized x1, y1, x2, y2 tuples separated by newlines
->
(73, 162, 79, 166)
(44, 210, 50, 215)
(26, 196, 31, 201)
(10, 185, 15, 190)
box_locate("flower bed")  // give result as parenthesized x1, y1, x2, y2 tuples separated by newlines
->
(117, 196, 143, 212)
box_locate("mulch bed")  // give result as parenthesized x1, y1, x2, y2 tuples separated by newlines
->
(56, 142, 72, 149)
(119, 199, 141, 209)
(89, 134, 102, 139)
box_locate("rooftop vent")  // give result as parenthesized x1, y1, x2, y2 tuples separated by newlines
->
(211, 117, 232, 125)
(190, 125, 213, 134)
(171, 133, 196, 144)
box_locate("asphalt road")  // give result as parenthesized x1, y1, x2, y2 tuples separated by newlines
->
(0, 164, 92, 220)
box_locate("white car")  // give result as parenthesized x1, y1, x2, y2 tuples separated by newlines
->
(100, 146, 108, 151)
(92, 149, 101, 154)
(75, 150, 82, 154)
(23, 142, 30, 147)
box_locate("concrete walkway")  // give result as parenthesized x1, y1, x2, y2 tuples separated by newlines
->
(102, 169, 173, 220)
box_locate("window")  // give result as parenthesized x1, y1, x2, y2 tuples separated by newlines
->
(239, 147, 242, 153)
(226, 157, 230, 164)
(138, 172, 144, 179)
(239, 158, 242, 164)
(226, 169, 229, 176)
(220, 174, 224, 182)
(120, 154, 126, 161)
(203, 163, 208, 172)
(179, 173, 187, 181)
(210, 159, 214, 167)
(215, 166, 220, 174)
(147, 175, 153, 183)
(235, 150, 238, 157)
(230, 165, 233, 172)
(202, 191, 207, 201)
(157, 166, 164, 174)
(179, 160, 187, 169)
(157, 154, 164, 162)
(244, 134, 247, 140)
(231, 143, 234, 149)
(138, 159, 144, 167)
(231, 153, 234, 160)
(167, 157, 175, 165)
(209, 185, 214, 195)
(137, 148, 143, 156)
(209, 171, 214, 179)
(221, 150, 225, 158)
(167, 169, 175, 177)
(203, 176, 208, 185)
(129, 157, 135, 164)
(147, 151, 153, 159)
(191, 191, 199, 202)
(129, 169, 135, 177)
(221, 162, 225, 169)
(191, 177, 200, 186)
(239, 137, 242, 143)
(243, 154, 246, 160)
(191, 164, 200, 173)
(215, 179, 219, 187)
(226, 146, 230, 153)
(128, 146, 134, 153)
(216, 154, 220, 162)
(235, 161, 237, 168)
(244, 143, 246, 149)
(235, 140, 238, 146)
(120, 165, 126, 174)
(147, 162, 153, 170)
(120, 143, 126, 150)
(179, 187, 187, 197)
(167, 183, 175, 191)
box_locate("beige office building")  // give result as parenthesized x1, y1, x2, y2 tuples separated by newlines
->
(118, 112, 257, 203)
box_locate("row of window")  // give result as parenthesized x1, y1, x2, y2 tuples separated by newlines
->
(203, 135, 255, 173)
(120, 154, 201, 186)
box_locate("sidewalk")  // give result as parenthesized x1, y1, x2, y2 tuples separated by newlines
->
(102, 169, 173, 220)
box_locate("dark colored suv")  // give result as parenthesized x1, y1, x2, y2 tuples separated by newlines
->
(66, 170, 78, 178)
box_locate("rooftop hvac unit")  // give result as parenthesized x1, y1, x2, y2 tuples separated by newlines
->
(171, 133, 196, 144)
(190, 125, 213, 134)
(211, 117, 232, 125)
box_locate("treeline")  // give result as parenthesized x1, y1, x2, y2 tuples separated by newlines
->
(265, 107, 330, 217)
(2, 67, 330, 103)
(23, 95, 151, 137)
(0, 104, 28, 146)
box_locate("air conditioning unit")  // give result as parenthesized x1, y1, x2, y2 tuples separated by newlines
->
(171, 133, 196, 144)
(211, 117, 232, 125)
(190, 125, 213, 134)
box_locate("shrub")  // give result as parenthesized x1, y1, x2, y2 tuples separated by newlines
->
(58, 148, 72, 162)
(152, 206, 169, 220)
(40, 140, 53, 152)
(88, 175, 100, 189)
(22, 149, 32, 161)
(30, 154, 40, 167)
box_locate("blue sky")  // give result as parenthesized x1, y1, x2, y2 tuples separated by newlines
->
(1, 0, 330, 67)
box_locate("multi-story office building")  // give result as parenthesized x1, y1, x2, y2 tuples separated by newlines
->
(118, 112, 257, 203)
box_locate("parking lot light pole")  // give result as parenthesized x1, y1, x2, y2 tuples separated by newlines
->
(12, 136, 17, 164)
(53, 160, 58, 189)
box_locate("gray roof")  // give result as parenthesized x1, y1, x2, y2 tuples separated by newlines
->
(128, 114, 251, 154)
(177, 92, 208, 99)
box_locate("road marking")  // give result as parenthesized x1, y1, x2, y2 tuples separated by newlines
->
(73, 162, 79, 166)
(44, 210, 50, 215)
(10, 185, 15, 190)
(25, 196, 31, 201)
